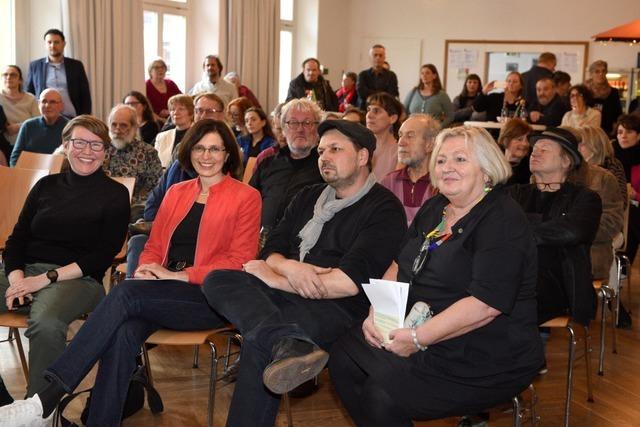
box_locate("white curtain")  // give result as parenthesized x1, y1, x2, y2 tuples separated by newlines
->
(221, 0, 280, 112)
(65, 0, 145, 121)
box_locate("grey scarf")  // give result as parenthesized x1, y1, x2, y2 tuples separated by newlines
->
(298, 173, 377, 261)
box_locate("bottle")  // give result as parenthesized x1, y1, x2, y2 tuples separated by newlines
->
(499, 105, 508, 122)
(518, 103, 528, 120)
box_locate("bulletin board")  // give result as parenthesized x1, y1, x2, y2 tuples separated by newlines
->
(443, 40, 589, 99)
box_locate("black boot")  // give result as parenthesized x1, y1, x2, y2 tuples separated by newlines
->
(263, 337, 328, 395)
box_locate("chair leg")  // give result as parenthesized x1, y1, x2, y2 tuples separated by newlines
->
(512, 394, 523, 427)
(192, 344, 200, 368)
(528, 383, 539, 426)
(620, 254, 631, 313)
(611, 292, 618, 354)
(582, 325, 594, 403)
(598, 287, 607, 375)
(142, 343, 154, 387)
(207, 341, 219, 427)
(12, 327, 29, 383)
(563, 324, 577, 427)
(282, 392, 294, 427)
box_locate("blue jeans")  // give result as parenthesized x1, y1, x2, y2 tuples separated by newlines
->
(126, 234, 148, 278)
(44, 279, 226, 427)
(202, 270, 361, 427)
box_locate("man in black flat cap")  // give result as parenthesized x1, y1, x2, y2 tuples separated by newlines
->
(202, 120, 406, 426)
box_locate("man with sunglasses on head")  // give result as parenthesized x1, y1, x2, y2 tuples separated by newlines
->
(9, 88, 68, 166)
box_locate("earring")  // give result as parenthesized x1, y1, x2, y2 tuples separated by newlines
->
(483, 180, 492, 193)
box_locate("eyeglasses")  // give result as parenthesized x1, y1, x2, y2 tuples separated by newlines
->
(536, 182, 563, 191)
(1, 72, 19, 78)
(285, 120, 318, 130)
(195, 107, 222, 115)
(69, 138, 105, 152)
(192, 145, 226, 155)
(125, 101, 141, 107)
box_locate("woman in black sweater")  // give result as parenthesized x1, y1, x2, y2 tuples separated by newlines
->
(1, 115, 130, 398)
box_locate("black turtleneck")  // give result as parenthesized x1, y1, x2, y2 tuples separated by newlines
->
(4, 168, 131, 282)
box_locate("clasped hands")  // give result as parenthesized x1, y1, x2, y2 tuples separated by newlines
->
(5, 271, 48, 310)
(243, 259, 331, 299)
(134, 263, 188, 281)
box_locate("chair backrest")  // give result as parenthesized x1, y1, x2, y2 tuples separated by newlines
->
(110, 177, 136, 260)
(619, 186, 632, 252)
(0, 165, 49, 249)
(111, 176, 136, 202)
(15, 151, 65, 174)
(243, 157, 257, 184)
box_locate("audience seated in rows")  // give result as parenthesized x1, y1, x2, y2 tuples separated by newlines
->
(249, 98, 324, 236)
(561, 84, 602, 129)
(529, 77, 570, 127)
(366, 92, 403, 182)
(336, 71, 358, 113)
(0, 119, 260, 426)
(342, 105, 366, 125)
(224, 71, 261, 109)
(237, 107, 276, 165)
(357, 44, 399, 109)
(226, 96, 253, 138)
(145, 58, 182, 121)
(103, 104, 163, 206)
(473, 71, 525, 122)
(452, 73, 483, 123)
(10, 88, 68, 166)
(403, 64, 454, 127)
(497, 118, 533, 185)
(1, 65, 39, 146)
(381, 113, 439, 225)
(188, 55, 238, 106)
(202, 119, 407, 426)
(585, 60, 623, 135)
(123, 90, 160, 145)
(286, 57, 339, 112)
(1, 115, 130, 399)
(330, 126, 543, 426)
(154, 94, 194, 168)
(26, 29, 91, 117)
(509, 128, 601, 329)
(522, 52, 557, 107)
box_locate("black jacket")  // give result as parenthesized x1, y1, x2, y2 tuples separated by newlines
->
(509, 182, 601, 325)
(285, 73, 339, 112)
(521, 65, 553, 107)
(529, 94, 570, 127)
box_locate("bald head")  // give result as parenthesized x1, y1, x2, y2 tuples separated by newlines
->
(39, 89, 64, 124)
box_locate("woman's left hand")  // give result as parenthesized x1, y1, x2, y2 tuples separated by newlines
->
(385, 328, 419, 357)
(5, 275, 49, 303)
(135, 263, 187, 281)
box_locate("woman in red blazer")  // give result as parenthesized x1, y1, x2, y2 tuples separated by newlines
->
(1, 119, 262, 426)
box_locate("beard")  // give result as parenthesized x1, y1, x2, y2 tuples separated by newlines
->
(111, 136, 133, 150)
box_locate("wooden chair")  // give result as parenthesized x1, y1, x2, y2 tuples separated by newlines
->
(0, 165, 48, 250)
(243, 156, 257, 184)
(15, 151, 65, 174)
(141, 327, 242, 427)
(539, 316, 593, 427)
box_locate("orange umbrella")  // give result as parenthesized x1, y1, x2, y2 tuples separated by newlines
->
(593, 18, 640, 42)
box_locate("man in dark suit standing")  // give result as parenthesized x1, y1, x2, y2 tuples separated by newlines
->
(25, 29, 91, 117)
(356, 44, 399, 110)
(521, 52, 556, 107)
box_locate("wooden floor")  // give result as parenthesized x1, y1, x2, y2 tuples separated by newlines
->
(3, 271, 640, 426)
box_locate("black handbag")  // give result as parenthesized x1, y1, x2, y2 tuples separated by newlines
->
(53, 364, 163, 426)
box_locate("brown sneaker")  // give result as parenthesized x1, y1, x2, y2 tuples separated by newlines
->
(262, 337, 328, 395)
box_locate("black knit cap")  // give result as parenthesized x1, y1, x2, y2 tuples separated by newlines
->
(528, 127, 582, 167)
(318, 120, 376, 154)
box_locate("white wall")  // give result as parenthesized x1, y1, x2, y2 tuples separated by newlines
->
(293, 0, 318, 79)
(188, 0, 220, 91)
(317, 0, 348, 89)
(14, 0, 64, 73)
(324, 0, 640, 101)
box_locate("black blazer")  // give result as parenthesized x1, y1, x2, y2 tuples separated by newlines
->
(26, 56, 92, 115)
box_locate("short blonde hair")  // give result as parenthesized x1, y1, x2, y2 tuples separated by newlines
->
(62, 115, 110, 146)
(429, 126, 512, 188)
(167, 94, 195, 118)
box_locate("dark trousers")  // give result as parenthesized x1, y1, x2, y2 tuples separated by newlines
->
(329, 327, 533, 427)
(45, 280, 226, 427)
(202, 270, 362, 427)
(626, 204, 640, 265)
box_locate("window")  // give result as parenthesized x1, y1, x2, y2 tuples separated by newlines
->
(143, 2, 188, 91)
(278, 0, 295, 102)
(0, 0, 15, 66)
